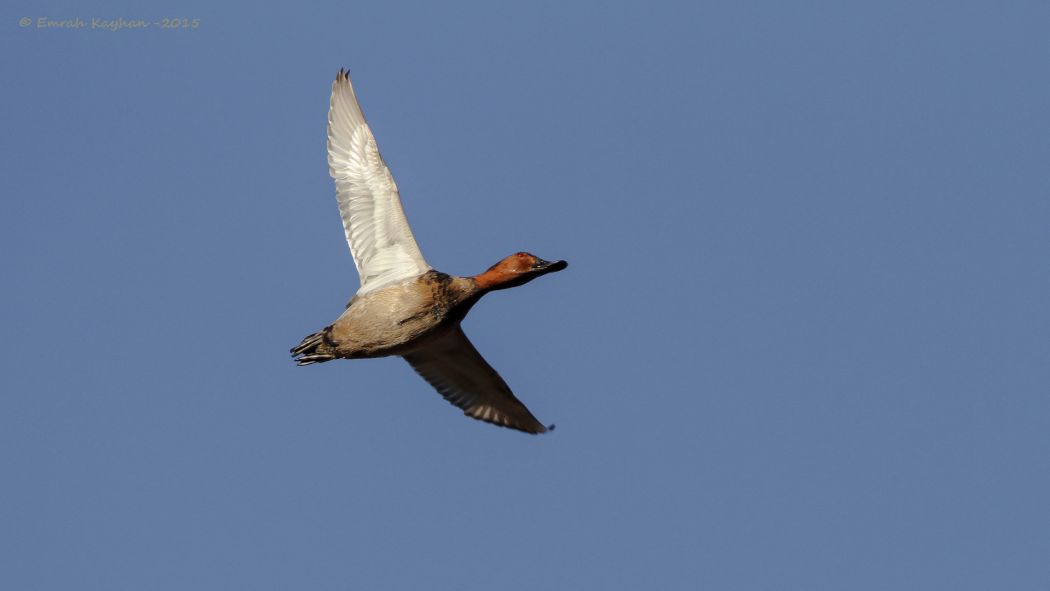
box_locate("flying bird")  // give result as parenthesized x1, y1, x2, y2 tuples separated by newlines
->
(291, 69, 567, 434)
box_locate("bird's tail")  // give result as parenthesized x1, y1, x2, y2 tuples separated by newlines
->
(291, 328, 337, 365)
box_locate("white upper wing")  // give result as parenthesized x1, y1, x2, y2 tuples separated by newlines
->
(328, 69, 431, 294)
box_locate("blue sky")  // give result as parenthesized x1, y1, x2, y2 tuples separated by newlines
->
(3, 1, 1049, 589)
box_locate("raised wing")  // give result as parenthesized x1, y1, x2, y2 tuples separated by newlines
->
(328, 69, 431, 294)
(403, 327, 551, 434)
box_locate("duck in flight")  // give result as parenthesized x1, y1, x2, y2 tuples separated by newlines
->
(291, 69, 567, 434)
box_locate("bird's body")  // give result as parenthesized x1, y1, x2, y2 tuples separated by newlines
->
(293, 270, 475, 361)
(292, 70, 566, 434)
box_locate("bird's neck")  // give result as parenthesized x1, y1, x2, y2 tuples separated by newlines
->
(472, 267, 522, 292)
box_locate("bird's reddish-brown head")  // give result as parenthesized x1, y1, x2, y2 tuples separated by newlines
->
(474, 252, 568, 291)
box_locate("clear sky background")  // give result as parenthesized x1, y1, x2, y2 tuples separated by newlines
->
(3, 1, 1048, 589)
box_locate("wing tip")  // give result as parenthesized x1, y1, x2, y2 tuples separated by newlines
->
(333, 68, 352, 94)
(532, 423, 555, 435)
(461, 406, 552, 435)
